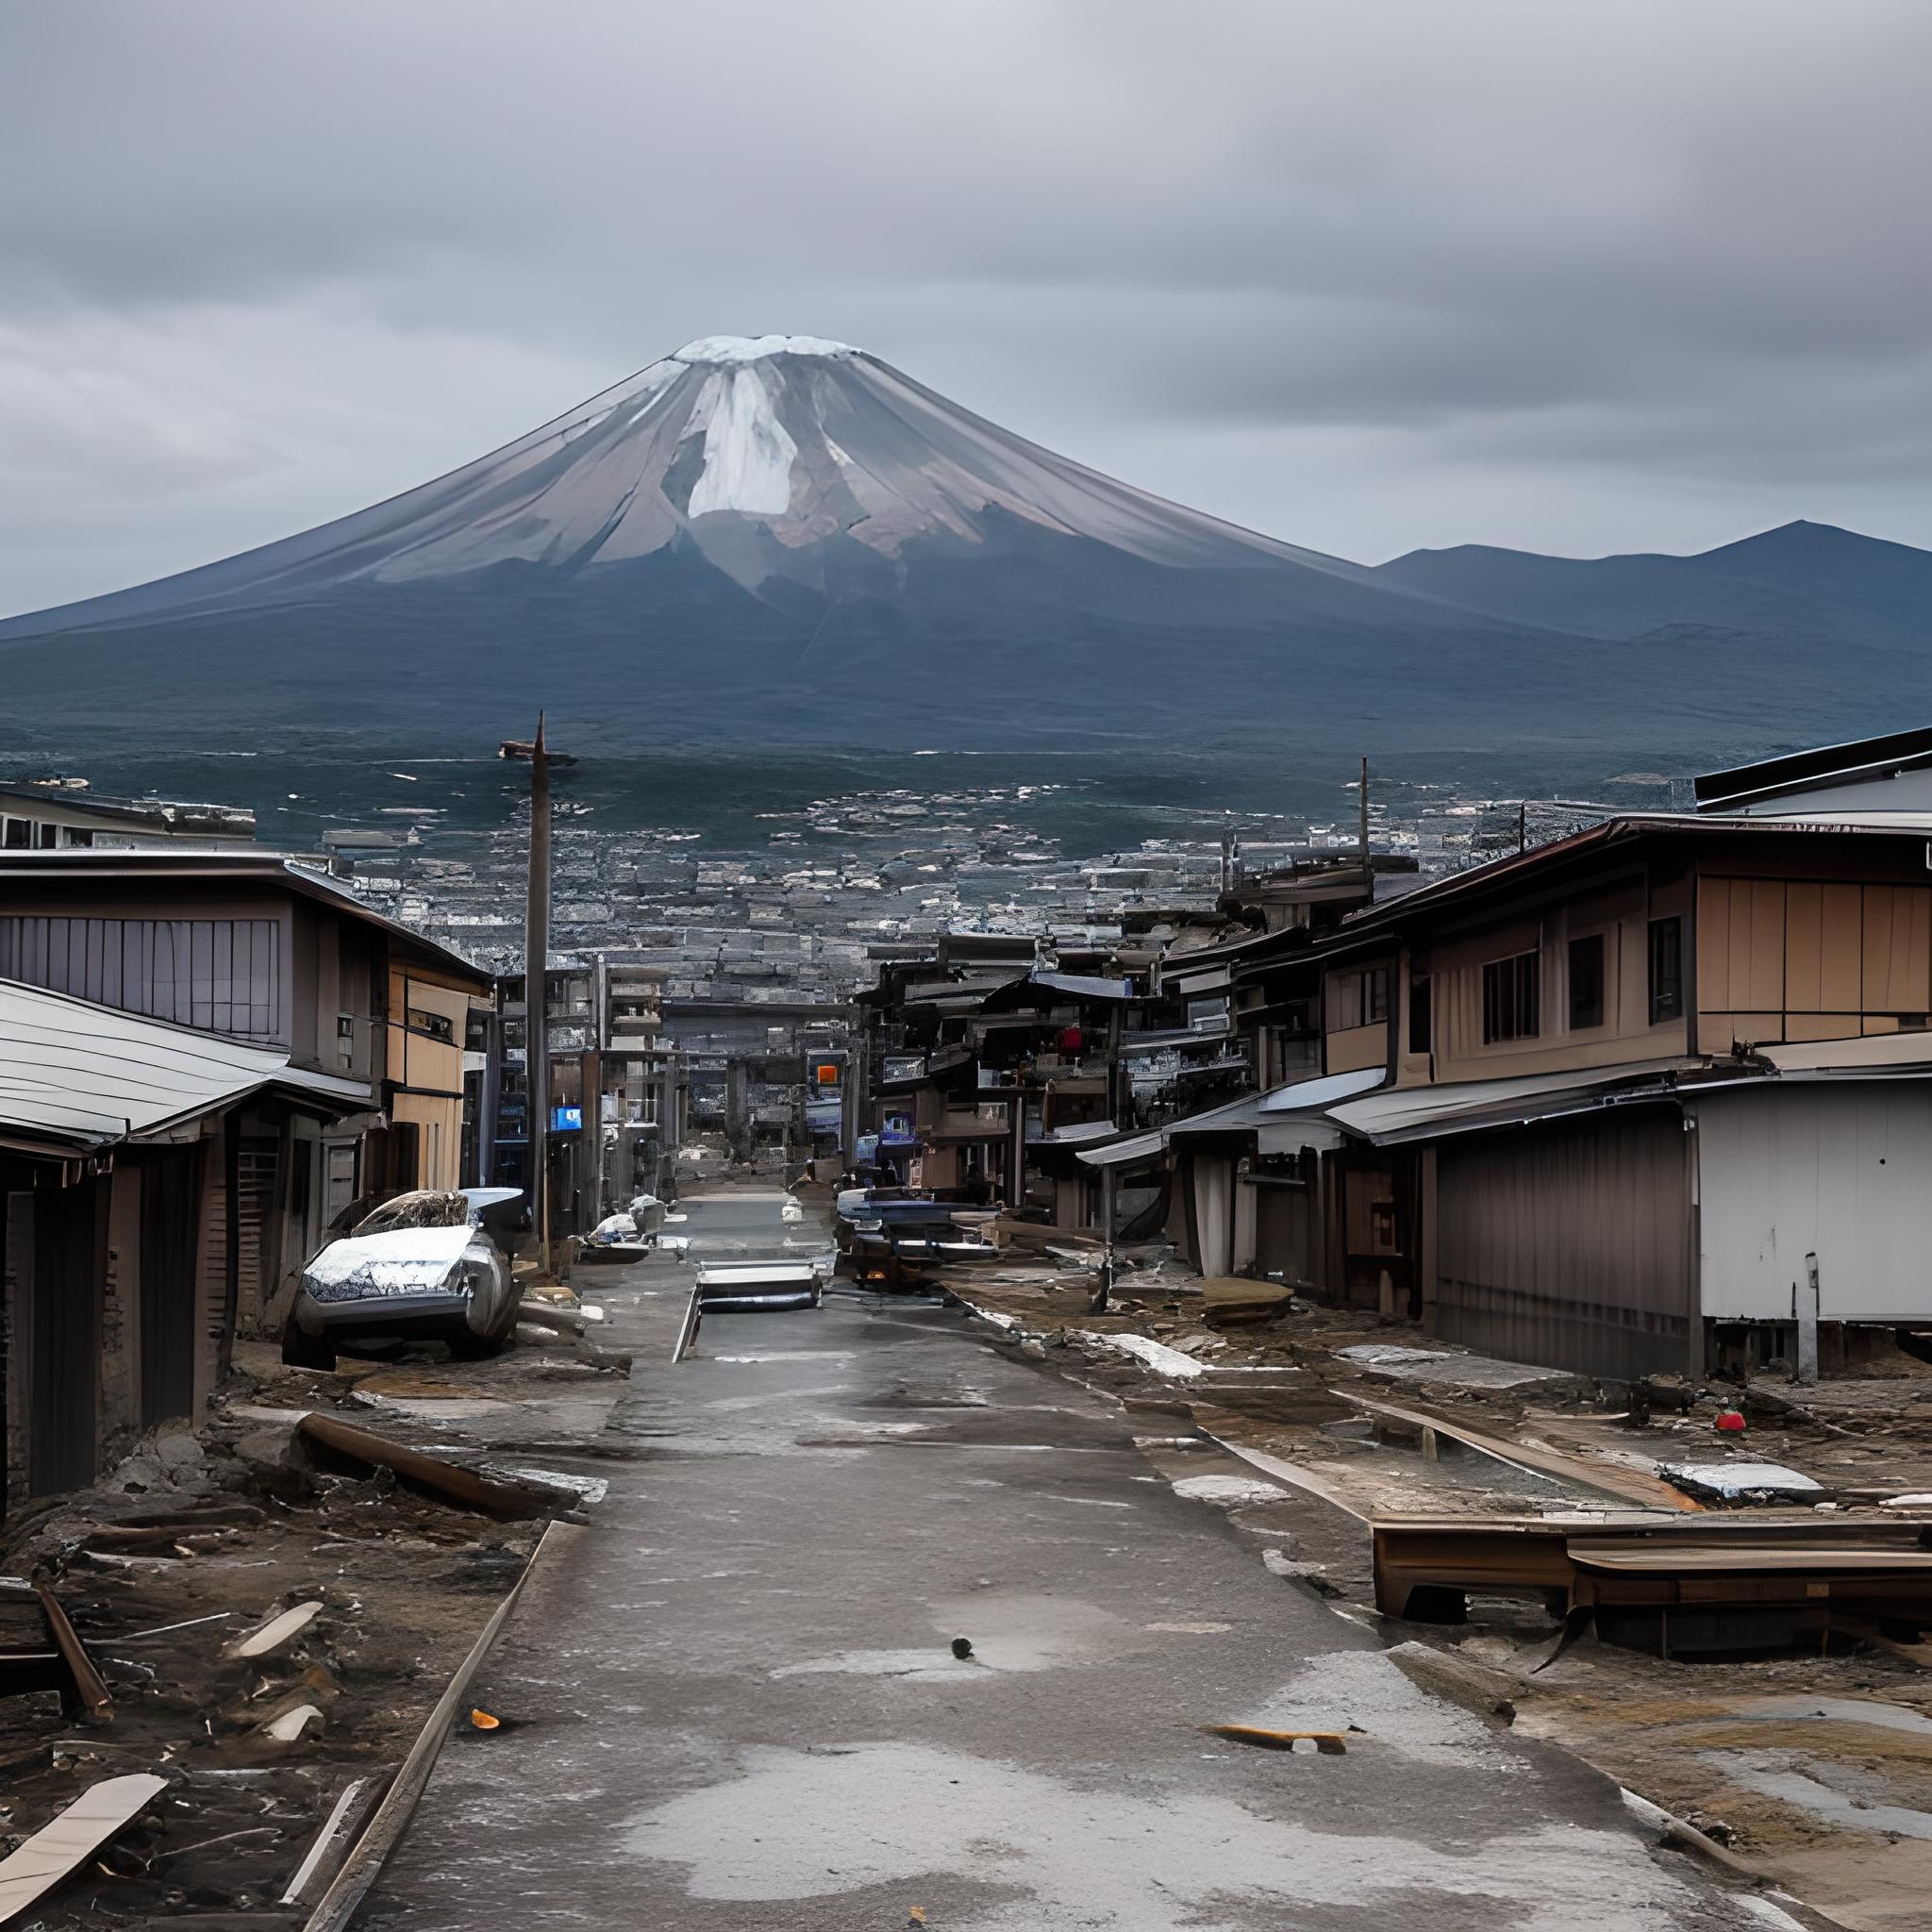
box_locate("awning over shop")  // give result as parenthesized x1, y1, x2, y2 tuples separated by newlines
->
(978, 971, 1134, 1012)
(1256, 1067, 1388, 1114)
(1760, 1033, 1932, 1076)
(1029, 1119, 1120, 1147)
(1074, 1126, 1168, 1171)
(1078, 1067, 1388, 1171)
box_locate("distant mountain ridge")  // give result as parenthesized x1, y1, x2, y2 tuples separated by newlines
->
(1373, 519, 1932, 647)
(3, 337, 1928, 773)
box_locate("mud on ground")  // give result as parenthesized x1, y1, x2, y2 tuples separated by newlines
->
(0, 1330, 627, 1926)
(944, 1262, 1932, 1931)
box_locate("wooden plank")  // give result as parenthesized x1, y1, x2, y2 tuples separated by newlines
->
(0, 1773, 166, 1924)
(303, 1522, 575, 1932)
(35, 1586, 110, 1720)
(226, 1600, 324, 1660)
(1341, 1391, 1701, 1513)
(280, 1777, 378, 1908)
(294, 1414, 555, 1520)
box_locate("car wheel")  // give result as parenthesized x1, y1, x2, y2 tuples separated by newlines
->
(281, 1314, 336, 1370)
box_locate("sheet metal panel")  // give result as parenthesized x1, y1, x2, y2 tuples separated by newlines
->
(1434, 1108, 1691, 1379)
(1693, 1084, 1932, 1322)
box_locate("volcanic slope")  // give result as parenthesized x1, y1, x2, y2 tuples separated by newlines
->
(4, 335, 1924, 763)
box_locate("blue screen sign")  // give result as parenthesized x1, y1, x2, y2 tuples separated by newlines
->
(551, 1105, 583, 1132)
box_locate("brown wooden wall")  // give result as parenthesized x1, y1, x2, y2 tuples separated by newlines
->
(1431, 1108, 1692, 1379)
(1698, 875, 1932, 1048)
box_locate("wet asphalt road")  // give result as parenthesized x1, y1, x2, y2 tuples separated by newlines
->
(364, 1191, 1763, 1931)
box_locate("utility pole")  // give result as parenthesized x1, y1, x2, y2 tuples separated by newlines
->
(525, 714, 552, 1274)
(1358, 756, 1371, 878)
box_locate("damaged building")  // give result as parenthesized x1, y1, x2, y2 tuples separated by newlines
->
(857, 738, 1932, 1382)
(0, 847, 493, 1517)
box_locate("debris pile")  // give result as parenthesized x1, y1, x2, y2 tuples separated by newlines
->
(0, 1335, 612, 1926)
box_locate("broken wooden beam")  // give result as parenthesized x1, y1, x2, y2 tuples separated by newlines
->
(294, 1414, 558, 1520)
(35, 1588, 110, 1722)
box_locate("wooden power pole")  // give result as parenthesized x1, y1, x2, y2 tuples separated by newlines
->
(1358, 756, 1371, 876)
(525, 714, 552, 1273)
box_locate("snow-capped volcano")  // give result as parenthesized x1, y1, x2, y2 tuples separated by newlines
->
(2, 332, 1589, 758)
(4, 333, 1388, 636)
(6, 335, 1926, 779)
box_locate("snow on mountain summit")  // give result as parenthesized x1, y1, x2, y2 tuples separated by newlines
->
(672, 334, 860, 364)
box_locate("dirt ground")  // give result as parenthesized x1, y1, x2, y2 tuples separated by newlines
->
(0, 1328, 625, 1927)
(941, 1256, 1932, 1931)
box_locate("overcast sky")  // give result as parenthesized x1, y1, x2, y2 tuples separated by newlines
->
(4, 0, 1930, 615)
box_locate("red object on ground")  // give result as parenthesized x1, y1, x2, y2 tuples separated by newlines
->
(1714, 1410, 1747, 1432)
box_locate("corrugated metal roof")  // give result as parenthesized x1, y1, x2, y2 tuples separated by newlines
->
(1032, 1119, 1121, 1146)
(0, 976, 373, 1150)
(0, 848, 488, 987)
(1256, 1067, 1387, 1114)
(1761, 1033, 1932, 1074)
(1327, 1058, 1706, 1146)
(1075, 1126, 1169, 1170)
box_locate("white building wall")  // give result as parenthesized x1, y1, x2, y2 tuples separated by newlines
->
(1692, 1084, 1932, 1322)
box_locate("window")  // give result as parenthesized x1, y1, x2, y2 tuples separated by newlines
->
(1325, 967, 1390, 1033)
(1408, 974, 1432, 1055)
(1, 818, 28, 848)
(1482, 950, 1541, 1043)
(33, 823, 56, 848)
(1649, 916, 1683, 1023)
(1364, 965, 1390, 1024)
(407, 1006, 455, 1043)
(1187, 993, 1232, 1034)
(1568, 934, 1606, 1030)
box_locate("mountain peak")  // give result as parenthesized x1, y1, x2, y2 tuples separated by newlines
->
(671, 333, 860, 365)
(4, 332, 1380, 638)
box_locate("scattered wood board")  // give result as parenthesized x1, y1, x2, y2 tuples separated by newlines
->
(227, 1601, 324, 1660)
(0, 1773, 166, 1923)
(1341, 1391, 1701, 1513)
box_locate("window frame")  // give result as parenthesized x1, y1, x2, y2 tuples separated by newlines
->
(1567, 932, 1607, 1032)
(1482, 948, 1541, 1044)
(1648, 915, 1684, 1024)
(1363, 965, 1390, 1024)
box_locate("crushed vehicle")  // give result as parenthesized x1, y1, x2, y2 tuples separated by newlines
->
(282, 1186, 529, 1366)
(834, 1188, 1000, 1286)
(694, 1258, 825, 1312)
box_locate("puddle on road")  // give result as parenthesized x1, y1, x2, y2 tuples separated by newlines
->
(709, 1351, 859, 1364)
(1729, 1696, 1932, 1737)
(1239, 1650, 1522, 1774)
(771, 1591, 1142, 1682)
(1700, 1748, 1932, 1840)
(625, 1739, 1719, 1930)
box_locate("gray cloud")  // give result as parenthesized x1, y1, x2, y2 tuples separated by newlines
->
(4, 0, 1930, 613)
